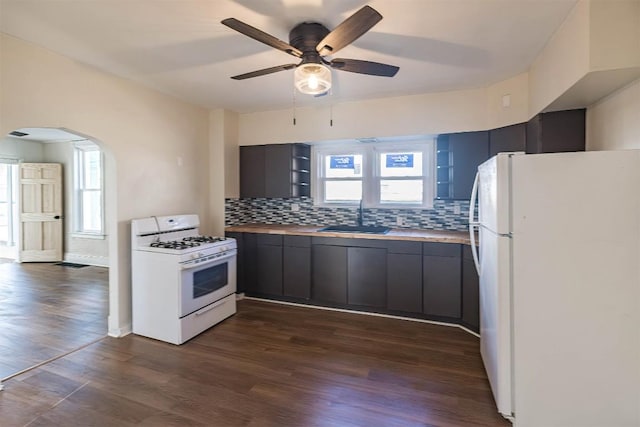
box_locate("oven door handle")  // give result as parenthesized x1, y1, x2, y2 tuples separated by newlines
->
(180, 250, 237, 270)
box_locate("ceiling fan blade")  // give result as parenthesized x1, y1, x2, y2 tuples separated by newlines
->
(221, 18, 303, 58)
(329, 58, 399, 77)
(231, 64, 298, 80)
(316, 6, 382, 56)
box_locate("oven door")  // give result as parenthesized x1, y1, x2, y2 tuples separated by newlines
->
(179, 250, 237, 317)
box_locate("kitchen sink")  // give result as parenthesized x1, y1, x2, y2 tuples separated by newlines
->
(318, 225, 391, 234)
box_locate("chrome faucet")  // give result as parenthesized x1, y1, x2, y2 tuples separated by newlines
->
(357, 199, 364, 226)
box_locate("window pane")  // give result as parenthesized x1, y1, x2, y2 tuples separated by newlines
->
(83, 150, 101, 189)
(325, 154, 363, 178)
(325, 180, 362, 202)
(82, 190, 102, 232)
(380, 152, 422, 177)
(380, 179, 423, 203)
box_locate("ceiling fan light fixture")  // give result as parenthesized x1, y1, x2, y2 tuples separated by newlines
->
(294, 63, 331, 95)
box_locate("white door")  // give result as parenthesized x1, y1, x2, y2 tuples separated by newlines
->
(18, 163, 63, 262)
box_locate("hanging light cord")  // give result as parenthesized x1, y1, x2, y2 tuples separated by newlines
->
(292, 87, 297, 126)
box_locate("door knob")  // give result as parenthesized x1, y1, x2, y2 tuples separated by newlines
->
(54, 215, 61, 219)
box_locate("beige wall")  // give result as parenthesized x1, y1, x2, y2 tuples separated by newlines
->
(529, 0, 640, 114)
(589, 0, 640, 72)
(487, 72, 530, 130)
(0, 137, 45, 161)
(238, 87, 493, 146)
(0, 34, 214, 336)
(529, 0, 591, 115)
(587, 78, 640, 150)
(224, 110, 239, 199)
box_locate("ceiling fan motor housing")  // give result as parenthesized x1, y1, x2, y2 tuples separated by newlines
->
(289, 22, 330, 64)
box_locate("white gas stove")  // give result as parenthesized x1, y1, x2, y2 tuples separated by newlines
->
(131, 214, 237, 345)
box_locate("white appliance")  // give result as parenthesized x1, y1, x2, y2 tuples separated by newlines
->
(469, 151, 640, 427)
(131, 214, 237, 345)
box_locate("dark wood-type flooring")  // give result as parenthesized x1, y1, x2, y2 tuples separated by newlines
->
(0, 261, 108, 379)
(1, 298, 509, 426)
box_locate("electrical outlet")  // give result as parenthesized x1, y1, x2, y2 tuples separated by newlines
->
(453, 205, 461, 215)
(291, 203, 300, 212)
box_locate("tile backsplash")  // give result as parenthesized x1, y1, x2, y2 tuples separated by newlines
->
(226, 197, 471, 231)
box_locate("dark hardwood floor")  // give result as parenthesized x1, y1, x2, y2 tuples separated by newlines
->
(0, 261, 108, 380)
(1, 298, 509, 426)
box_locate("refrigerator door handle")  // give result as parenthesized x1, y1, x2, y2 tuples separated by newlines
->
(469, 171, 481, 275)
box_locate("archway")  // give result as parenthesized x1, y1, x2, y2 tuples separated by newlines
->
(0, 126, 119, 385)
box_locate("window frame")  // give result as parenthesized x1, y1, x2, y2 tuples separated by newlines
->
(312, 139, 435, 209)
(73, 141, 105, 238)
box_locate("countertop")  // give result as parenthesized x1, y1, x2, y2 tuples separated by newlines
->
(225, 223, 473, 245)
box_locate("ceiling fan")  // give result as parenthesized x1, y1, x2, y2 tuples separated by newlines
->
(221, 5, 399, 95)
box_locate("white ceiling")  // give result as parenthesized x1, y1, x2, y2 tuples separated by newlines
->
(0, 0, 578, 114)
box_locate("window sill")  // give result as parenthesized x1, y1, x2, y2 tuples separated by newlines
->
(71, 232, 106, 240)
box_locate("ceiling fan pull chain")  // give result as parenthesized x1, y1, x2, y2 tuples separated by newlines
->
(330, 102, 333, 127)
(292, 87, 297, 126)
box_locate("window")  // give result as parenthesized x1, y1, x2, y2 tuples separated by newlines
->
(313, 140, 434, 208)
(323, 152, 364, 202)
(74, 141, 104, 235)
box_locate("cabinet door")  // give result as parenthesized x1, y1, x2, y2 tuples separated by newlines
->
(243, 233, 258, 293)
(265, 144, 292, 198)
(387, 253, 422, 313)
(347, 247, 387, 308)
(312, 245, 347, 304)
(526, 109, 585, 154)
(449, 131, 489, 200)
(489, 123, 526, 157)
(462, 246, 480, 332)
(225, 232, 244, 293)
(283, 242, 311, 300)
(240, 146, 265, 198)
(256, 243, 283, 296)
(423, 243, 462, 319)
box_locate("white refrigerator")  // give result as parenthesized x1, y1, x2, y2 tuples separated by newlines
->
(469, 151, 640, 427)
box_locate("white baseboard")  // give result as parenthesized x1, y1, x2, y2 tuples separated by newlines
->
(108, 323, 132, 338)
(64, 253, 109, 267)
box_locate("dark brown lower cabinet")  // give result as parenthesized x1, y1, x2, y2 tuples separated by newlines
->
(462, 245, 480, 332)
(423, 243, 462, 319)
(243, 233, 258, 294)
(255, 234, 283, 296)
(283, 236, 311, 299)
(312, 245, 347, 304)
(230, 231, 477, 330)
(225, 232, 244, 293)
(386, 241, 423, 313)
(347, 247, 386, 308)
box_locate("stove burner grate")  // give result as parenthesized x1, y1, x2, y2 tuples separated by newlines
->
(182, 236, 227, 244)
(150, 240, 201, 250)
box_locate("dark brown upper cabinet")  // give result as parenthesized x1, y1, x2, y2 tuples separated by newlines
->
(436, 131, 489, 200)
(240, 143, 310, 198)
(526, 109, 586, 154)
(489, 123, 526, 157)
